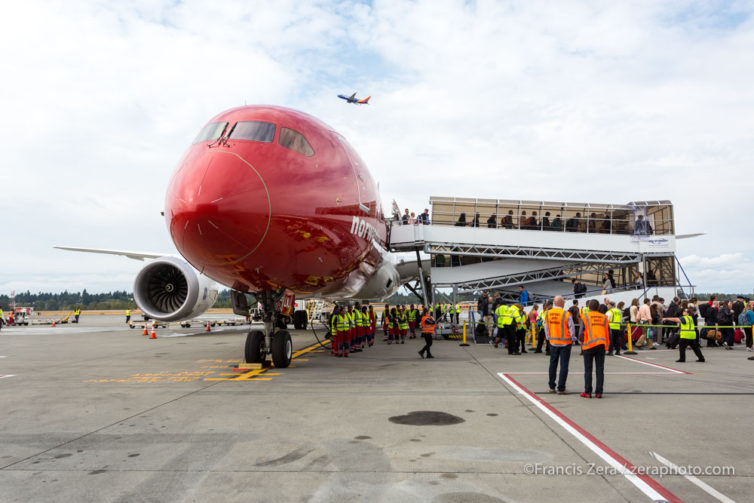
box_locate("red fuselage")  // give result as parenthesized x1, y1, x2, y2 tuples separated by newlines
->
(165, 106, 387, 297)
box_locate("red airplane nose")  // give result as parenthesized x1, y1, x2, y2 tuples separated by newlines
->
(166, 149, 271, 269)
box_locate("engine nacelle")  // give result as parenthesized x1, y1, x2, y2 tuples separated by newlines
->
(133, 256, 218, 321)
(352, 258, 400, 300)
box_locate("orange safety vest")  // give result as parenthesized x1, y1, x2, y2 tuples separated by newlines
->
(545, 308, 573, 346)
(420, 315, 436, 334)
(580, 311, 610, 350)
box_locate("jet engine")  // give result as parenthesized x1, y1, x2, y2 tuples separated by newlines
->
(133, 256, 218, 321)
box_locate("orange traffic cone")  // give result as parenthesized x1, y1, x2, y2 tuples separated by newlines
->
(52, 320, 56, 327)
(205, 322, 211, 332)
(150, 327, 156, 339)
(142, 325, 148, 335)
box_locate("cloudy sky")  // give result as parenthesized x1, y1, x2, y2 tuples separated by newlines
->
(1, 0, 753, 295)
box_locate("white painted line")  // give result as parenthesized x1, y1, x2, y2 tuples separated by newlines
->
(506, 371, 672, 375)
(0, 375, 15, 379)
(616, 355, 690, 374)
(498, 372, 681, 503)
(650, 451, 734, 503)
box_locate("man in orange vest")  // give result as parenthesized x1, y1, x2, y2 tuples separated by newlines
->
(544, 296, 576, 394)
(418, 308, 437, 359)
(579, 299, 610, 398)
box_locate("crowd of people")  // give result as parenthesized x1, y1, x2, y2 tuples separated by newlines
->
(471, 290, 754, 396)
(396, 206, 657, 235)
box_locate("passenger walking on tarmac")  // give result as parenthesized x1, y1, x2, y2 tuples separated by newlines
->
(663, 307, 705, 363)
(418, 308, 436, 359)
(407, 304, 418, 339)
(579, 300, 610, 398)
(544, 296, 576, 394)
(125, 308, 131, 324)
(606, 301, 623, 356)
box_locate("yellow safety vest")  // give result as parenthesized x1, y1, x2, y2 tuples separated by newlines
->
(680, 316, 696, 340)
(126, 309, 131, 316)
(455, 304, 460, 313)
(608, 308, 621, 330)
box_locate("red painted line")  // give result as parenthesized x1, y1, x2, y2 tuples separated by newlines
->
(617, 355, 691, 374)
(500, 373, 682, 503)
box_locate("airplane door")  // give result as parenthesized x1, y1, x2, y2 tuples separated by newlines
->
(337, 136, 371, 217)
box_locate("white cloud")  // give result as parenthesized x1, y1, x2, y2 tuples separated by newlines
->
(2, 0, 754, 293)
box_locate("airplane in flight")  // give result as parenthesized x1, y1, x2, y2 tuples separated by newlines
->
(58, 105, 404, 369)
(337, 92, 370, 104)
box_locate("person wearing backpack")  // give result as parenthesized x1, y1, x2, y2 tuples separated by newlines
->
(717, 301, 735, 349)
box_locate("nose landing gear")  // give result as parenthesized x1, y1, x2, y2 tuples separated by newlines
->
(243, 290, 293, 368)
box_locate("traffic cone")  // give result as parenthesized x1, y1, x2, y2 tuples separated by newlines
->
(52, 320, 56, 327)
(205, 322, 211, 332)
(142, 325, 148, 335)
(150, 327, 156, 339)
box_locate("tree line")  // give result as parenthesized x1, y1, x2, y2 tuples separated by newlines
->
(0, 290, 233, 311)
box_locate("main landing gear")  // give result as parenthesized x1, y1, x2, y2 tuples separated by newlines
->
(244, 290, 293, 368)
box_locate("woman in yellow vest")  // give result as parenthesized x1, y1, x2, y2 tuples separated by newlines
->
(579, 299, 610, 398)
(606, 301, 623, 356)
(663, 307, 705, 363)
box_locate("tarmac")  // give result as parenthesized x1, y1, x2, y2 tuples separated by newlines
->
(0, 315, 752, 502)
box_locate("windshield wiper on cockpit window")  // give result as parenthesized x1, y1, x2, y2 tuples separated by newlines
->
(209, 122, 236, 148)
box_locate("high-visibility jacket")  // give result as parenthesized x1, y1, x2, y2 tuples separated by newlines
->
(75, 309, 81, 315)
(126, 309, 131, 316)
(398, 312, 408, 330)
(336, 314, 349, 332)
(330, 312, 339, 333)
(509, 305, 524, 329)
(386, 313, 394, 329)
(455, 304, 460, 313)
(495, 305, 510, 328)
(680, 315, 696, 340)
(347, 311, 355, 329)
(353, 309, 363, 328)
(407, 309, 417, 322)
(581, 311, 610, 350)
(420, 315, 436, 334)
(545, 308, 573, 346)
(608, 308, 622, 330)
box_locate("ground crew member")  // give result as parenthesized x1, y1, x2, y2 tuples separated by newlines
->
(544, 296, 576, 394)
(125, 308, 131, 324)
(336, 308, 349, 357)
(579, 299, 610, 398)
(492, 303, 507, 349)
(353, 302, 363, 352)
(664, 307, 705, 363)
(408, 304, 418, 339)
(455, 303, 461, 324)
(74, 308, 81, 323)
(329, 305, 341, 355)
(535, 301, 552, 354)
(382, 304, 390, 341)
(359, 305, 369, 350)
(346, 305, 356, 353)
(387, 307, 397, 344)
(398, 306, 408, 343)
(512, 304, 528, 354)
(0, 307, 4, 329)
(607, 301, 622, 356)
(367, 305, 376, 346)
(8, 310, 15, 326)
(418, 308, 436, 359)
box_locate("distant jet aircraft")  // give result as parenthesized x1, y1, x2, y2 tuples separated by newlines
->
(337, 92, 370, 104)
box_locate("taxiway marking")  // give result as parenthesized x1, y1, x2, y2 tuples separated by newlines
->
(0, 374, 15, 380)
(616, 355, 691, 374)
(498, 372, 681, 503)
(649, 451, 734, 503)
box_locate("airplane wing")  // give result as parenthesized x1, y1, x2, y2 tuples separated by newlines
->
(675, 233, 705, 240)
(54, 246, 168, 261)
(349, 92, 357, 101)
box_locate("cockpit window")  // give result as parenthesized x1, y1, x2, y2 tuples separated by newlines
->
(229, 121, 276, 143)
(192, 122, 228, 144)
(279, 127, 315, 157)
